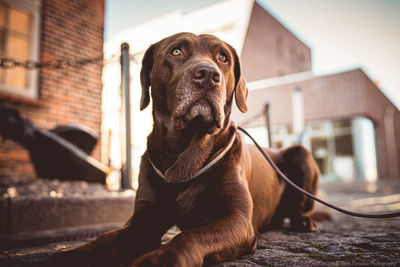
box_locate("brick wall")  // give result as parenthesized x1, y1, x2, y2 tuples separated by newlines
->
(232, 69, 366, 127)
(360, 71, 400, 178)
(0, 0, 105, 178)
(241, 2, 312, 82)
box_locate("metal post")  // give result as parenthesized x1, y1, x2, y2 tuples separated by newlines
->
(264, 103, 272, 147)
(120, 43, 132, 189)
(292, 85, 304, 145)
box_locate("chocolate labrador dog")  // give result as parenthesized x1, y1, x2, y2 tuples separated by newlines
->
(49, 32, 320, 267)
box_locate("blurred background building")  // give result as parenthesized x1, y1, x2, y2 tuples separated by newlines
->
(103, 0, 399, 184)
(232, 2, 400, 181)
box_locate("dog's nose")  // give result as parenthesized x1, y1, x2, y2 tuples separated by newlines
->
(192, 64, 221, 88)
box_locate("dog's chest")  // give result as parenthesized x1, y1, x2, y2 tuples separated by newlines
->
(172, 181, 226, 230)
(175, 198, 222, 230)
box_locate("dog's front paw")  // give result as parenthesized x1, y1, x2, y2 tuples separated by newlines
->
(129, 247, 185, 267)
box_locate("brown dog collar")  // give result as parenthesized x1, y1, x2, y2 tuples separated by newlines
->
(147, 131, 236, 183)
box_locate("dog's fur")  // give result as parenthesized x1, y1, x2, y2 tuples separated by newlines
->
(48, 32, 320, 267)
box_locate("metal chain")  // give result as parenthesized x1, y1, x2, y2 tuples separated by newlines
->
(0, 54, 123, 70)
(129, 51, 143, 64)
(237, 112, 263, 127)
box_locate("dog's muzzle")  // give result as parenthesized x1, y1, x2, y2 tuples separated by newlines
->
(172, 63, 225, 133)
(173, 97, 220, 134)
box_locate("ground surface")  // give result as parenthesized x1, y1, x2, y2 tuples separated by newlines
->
(218, 213, 399, 266)
(1, 179, 399, 266)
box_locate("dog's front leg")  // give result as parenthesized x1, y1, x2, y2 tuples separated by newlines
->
(131, 176, 256, 267)
(46, 200, 174, 267)
(131, 214, 256, 267)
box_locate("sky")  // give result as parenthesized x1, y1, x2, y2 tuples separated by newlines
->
(105, 0, 400, 109)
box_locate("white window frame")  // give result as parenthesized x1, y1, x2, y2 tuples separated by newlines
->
(0, 0, 41, 99)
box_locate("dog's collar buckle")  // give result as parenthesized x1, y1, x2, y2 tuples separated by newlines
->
(147, 132, 236, 183)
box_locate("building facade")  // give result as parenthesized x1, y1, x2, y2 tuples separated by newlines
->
(232, 2, 400, 180)
(233, 69, 400, 180)
(0, 0, 105, 177)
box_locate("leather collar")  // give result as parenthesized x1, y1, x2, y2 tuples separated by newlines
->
(147, 130, 236, 183)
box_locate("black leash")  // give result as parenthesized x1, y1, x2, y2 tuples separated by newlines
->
(238, 126, 400, 219)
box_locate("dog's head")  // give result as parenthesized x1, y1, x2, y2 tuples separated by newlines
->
(140, 32, 248, 134)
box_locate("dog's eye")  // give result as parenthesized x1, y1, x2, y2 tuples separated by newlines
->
(171, 48, 183, 56)
(218, 52, 228, 63)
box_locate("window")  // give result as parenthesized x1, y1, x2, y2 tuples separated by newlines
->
(333, 119, 351, 129)
(334, 135, 353, 156)
(0, 0, 41, 98)
(311, 136, 330, 175)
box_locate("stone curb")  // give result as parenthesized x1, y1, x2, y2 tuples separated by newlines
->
(3, 194, 134, 235)
(1, 223, 121, 250)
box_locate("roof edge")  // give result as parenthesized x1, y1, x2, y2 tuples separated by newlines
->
(247, 67, 365, 91)
(255, 0, 312, 52)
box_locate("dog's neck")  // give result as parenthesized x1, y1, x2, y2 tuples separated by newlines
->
(147, 114, 234, 183)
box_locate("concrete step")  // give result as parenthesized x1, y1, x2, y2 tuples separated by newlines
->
(0, 176, 135, 237)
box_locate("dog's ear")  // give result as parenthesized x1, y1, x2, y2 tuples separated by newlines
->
(229, 45, 248, 113)
(140, 44, 156, 111)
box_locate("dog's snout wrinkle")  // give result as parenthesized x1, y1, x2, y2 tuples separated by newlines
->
(192, 64, 221, 89)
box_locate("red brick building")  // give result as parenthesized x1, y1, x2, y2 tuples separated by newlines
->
(233, 2, 400, 180)
(0, 0, 105, 177)
(241, 2, 312, 81)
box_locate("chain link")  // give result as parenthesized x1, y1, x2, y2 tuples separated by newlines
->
(0, 56, 108, 70)
(238, 112, 263, 127)
(103, 53, 120, 65)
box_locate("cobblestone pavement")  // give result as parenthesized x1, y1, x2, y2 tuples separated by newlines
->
(217, 213, 400, 266)
(1, 180, 400, 266)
